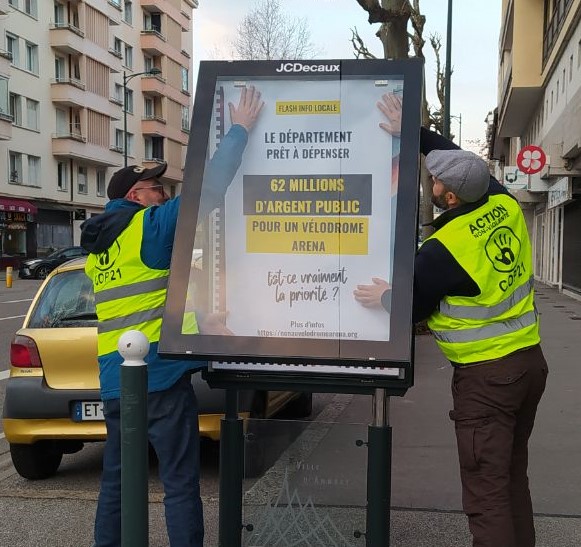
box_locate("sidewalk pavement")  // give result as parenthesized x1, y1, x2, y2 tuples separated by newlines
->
(0, 281, 580, 546)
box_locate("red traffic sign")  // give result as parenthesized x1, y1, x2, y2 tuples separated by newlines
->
(516, 145, 546, 175)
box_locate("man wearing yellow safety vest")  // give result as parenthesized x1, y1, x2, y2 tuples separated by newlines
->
(355, 125, 548, 547)
(81, 86, 264, 547)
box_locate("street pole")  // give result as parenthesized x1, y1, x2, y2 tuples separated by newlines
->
(443, 0, 453, 138)
(123, 71, 128, 167)
(366, 388, 392, 546)
(123, 68, 162, 167)
(119, 330, 150, 547)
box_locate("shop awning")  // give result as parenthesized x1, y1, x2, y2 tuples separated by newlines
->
(0, 197, 37, 214)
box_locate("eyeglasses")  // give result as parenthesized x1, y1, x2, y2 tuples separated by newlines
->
(134, 184, 165, 195)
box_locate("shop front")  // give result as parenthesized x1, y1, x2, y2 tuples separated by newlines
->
(0, 197, 37, 270)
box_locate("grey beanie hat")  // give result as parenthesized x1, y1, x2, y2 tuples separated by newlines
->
(426, 149, 490, 203)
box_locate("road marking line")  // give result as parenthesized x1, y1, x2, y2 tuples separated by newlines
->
(0, 370, 10, 380)
(0, 315, 25, 321)
(1, 299, 33, 304)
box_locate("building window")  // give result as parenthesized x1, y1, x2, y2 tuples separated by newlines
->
(25, 41, 38, 74)
(181, 105, 190, 131)
(114, 37, 122, 57)
(24, 0, 38, 18)
(562, 69, 565, 92)
(28, 155, 40, 186)
(57, 161, 69, 191)
(144, 96, 154, 118)
(26, 98, 39, 131)
(78, 165, 88, 194)
(6, 33, 19, 66)
(181, 67, 189, 93)
(55, 56, 66, 81)
(556, 80, 559, 103)
(125, 88, 133, 114)
(9, 93, 22, 126)
(144, 55, 154, 72)
(114, 83, 123, 103)
(124, 1, 132, 25)
(144, 136, 164, 161)
(115, 128, 124, 150)
(9, 151, 23, 183)
(8, 0, 18, 7)
(124, 45, 133, 69)
(96, 170, 106, 197)
(570, 54, 574, 81)
(0, 78, 9, 119)
(54, 2, 65, 25)
(115, 129, 133, 156)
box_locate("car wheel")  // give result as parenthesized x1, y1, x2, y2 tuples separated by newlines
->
(10, 442, 64, 480)
(285, 392, 313, 419)
(35, 265, 52, 279)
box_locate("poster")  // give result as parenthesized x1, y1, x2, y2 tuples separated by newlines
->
(160, 59, 421, 378)
(201, 77, 401, 343)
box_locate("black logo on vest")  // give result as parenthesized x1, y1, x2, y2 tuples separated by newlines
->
(485, 226, 521, 273)
(95, 240, 121, 271)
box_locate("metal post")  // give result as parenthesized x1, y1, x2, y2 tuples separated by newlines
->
(219, 389, 244, 547)
(122, 68, 161, 168)
(366, 388, 392, 547)
(123, 71, 128, 167)
(443, 0, 453, 138)
(119, 330, 150, 547)
(5, 266, 13, 288)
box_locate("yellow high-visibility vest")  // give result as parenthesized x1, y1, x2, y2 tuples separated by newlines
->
(85, 209, 198, 357)
(426, 193, 539, 364)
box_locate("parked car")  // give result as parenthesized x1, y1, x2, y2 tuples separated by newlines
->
(18, 246, 89, 279)
(3, 257, 312, 479)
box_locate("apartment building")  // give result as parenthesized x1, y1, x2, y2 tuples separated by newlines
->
(0, 0, 197, 270)
(492, 0, 581, 297)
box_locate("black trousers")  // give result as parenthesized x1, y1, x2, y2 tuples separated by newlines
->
(450, 345, 548, 547)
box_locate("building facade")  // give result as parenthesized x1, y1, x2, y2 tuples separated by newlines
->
(0, 0, 197, 269)
(492, 0, 581, 298)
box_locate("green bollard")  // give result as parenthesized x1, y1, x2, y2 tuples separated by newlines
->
(119, 330, 150, 547)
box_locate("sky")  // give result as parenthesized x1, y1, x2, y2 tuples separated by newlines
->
(192, 0, 502, 149)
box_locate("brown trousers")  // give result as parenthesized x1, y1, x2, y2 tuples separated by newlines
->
(450, 344, 548, 547)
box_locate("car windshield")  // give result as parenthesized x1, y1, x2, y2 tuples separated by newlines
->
(28, 270, 97, 328)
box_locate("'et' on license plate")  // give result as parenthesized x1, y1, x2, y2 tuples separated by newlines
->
(73, 401, 104, 421)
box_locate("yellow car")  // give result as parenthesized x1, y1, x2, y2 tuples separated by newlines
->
(3, 258, 312, 479)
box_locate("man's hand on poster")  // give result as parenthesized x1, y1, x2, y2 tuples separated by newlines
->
(377, 93, 402, 137)
(353, 278, 391, 309)
(229, 85, 265, 133)
(198, 312, 234, 335)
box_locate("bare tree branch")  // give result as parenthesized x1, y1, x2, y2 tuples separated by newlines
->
(232, 0, 318, 60)
(351, 28, 378, 59)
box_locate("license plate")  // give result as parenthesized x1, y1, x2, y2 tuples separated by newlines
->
(73, 401, 104, 421)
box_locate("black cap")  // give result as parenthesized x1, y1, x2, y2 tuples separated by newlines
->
(107, 163, 168, 200)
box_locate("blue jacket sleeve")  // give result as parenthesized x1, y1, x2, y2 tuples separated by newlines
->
(199, 124, 249, 218)
(140, 124, 249, 269)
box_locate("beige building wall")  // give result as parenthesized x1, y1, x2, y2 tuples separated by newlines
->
(0, 0, 196, 253)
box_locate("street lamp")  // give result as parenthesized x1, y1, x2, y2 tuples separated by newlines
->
(123, 67, 162, 166)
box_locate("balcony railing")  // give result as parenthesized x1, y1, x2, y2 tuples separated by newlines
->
(50, 22, 85, 37)
(52, 77, 86, 90)
(53, 131, 87, 143)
